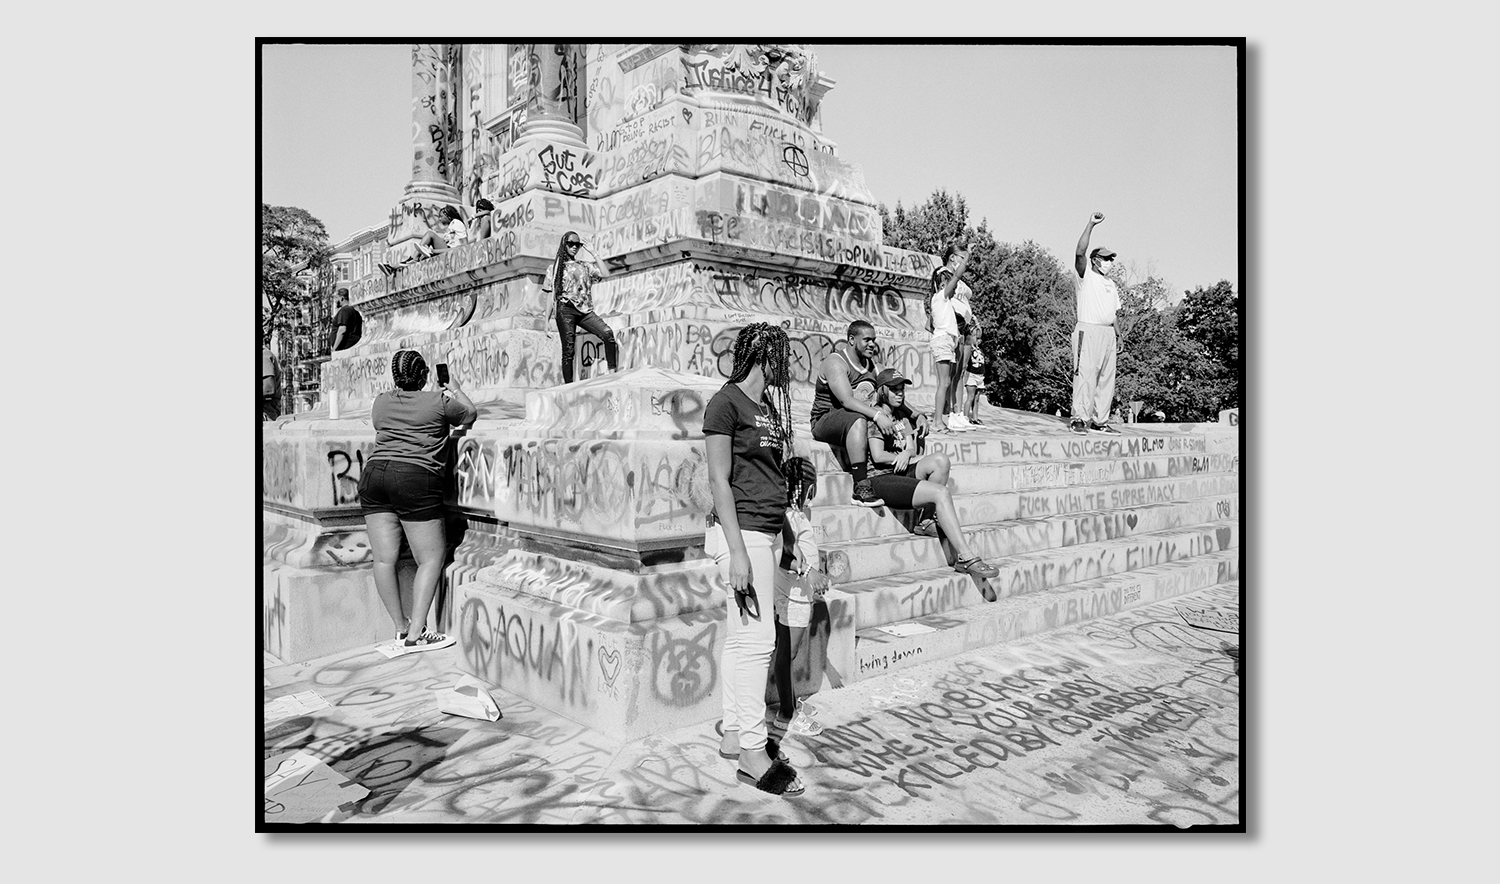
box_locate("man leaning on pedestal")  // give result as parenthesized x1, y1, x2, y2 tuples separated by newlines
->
(330, 293, 363, 352)
(1070, 212, 1122, 436)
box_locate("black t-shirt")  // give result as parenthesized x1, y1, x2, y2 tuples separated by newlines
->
(331, 306, 363, 350)
(702, 382, 787, 535)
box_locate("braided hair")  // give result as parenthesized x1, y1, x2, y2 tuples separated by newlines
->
(726, 322, 802, 497)
(391, 349, 428, 391)
(552, 231, 580, 302)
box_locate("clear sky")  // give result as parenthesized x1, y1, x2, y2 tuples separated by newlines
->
(261, 41, 1238, 298)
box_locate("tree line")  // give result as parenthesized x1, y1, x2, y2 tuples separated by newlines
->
(880, 190, 1239, 422)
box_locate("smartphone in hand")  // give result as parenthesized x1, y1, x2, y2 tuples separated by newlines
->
(436, 363, 450, 386)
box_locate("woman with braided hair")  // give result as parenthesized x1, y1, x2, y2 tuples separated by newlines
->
(357, 349, 477, 652)
(703, 322, 808, 797)
(542, 231, 618, 383)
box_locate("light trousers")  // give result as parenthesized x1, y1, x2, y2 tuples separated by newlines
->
(706, 523, 782, 752)
(1071, 321, 1117, 424)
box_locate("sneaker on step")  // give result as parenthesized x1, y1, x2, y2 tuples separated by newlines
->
(954, 556, 1000, 579)
(948, 414, 972, 431)
(1069, 418, 1087, 435)
(1088, 421, 1122, 435)
(402, 631, 456, 652)
(851, 479, 885, 507)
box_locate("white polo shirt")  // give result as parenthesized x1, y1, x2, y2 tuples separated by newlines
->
(1075, 266, 1119, 325)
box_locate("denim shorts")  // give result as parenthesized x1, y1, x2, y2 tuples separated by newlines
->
(358, 459, 445, 521)
(930, 331, 957, 363)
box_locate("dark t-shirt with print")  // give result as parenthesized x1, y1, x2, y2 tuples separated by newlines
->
(331, 306, 363, 350)
(702, 382, 787, 535)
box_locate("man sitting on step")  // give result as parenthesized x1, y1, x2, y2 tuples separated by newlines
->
(809, 320, 890, 507)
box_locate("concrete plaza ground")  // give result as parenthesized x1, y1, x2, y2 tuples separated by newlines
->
(263, 582, 1241, 827)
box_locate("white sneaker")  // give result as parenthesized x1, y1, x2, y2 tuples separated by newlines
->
(948, 414, 973, 431)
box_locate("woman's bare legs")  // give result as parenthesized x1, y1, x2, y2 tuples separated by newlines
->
(910, 480, 976, 561)
(364, 512, 409, 634)
(399, 517, 448, 639)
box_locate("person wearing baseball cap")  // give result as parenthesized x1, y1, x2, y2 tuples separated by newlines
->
(863, 367, 1000, 580)
(1069, 212, 1123, 436)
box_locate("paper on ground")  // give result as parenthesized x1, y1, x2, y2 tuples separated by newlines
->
(265, 690, 332, 723)
(877, 623, 937, 637)
(438, 674, 503, 721)
(374, 639, 409, 658)
(1176, 606, 1240, 634)
(264, 751, 369, 823)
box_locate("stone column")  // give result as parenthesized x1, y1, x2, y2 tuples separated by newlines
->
(515, 43, 586, 149)
(388, 44, 461, 256)
(404, 43, 462, 204)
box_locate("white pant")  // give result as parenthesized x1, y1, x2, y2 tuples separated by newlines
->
(1071, 322, 1117, 423)
(706, 523, 781, 751)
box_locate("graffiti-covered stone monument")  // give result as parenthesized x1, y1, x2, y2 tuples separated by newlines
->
(262, 44, 1240, 741)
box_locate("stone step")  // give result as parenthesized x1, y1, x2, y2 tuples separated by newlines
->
(845, 554, 1239, 685)
(830, 522, 1238, 630)
(812, 451, 1237, 501)
(812, 455, 1238, 510)
(812, 473, 1239, 543)
(822, 514, 1239, 586)
(807, 429, 1217, 473)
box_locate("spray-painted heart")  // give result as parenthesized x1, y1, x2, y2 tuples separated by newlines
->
(598, 647, 622, 685)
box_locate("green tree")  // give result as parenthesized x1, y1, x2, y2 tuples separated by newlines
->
(261, 204, 331, 347)
(1176, 280, 1240, 414)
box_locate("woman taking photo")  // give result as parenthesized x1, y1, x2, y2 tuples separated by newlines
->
(542, 231, 618, 383)
(357, 349, 478, 651)
(703, 322, 807, 797)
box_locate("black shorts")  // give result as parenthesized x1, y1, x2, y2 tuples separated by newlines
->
(358, 459, 445, 521)
(811, 408, 866, 467)
(869, 469, 921, 509)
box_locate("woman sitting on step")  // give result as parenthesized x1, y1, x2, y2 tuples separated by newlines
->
(357, 349, 477, 652)
(703, 322, 808, 797)
(866, 367, 999, 580)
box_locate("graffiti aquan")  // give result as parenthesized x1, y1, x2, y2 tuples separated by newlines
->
(458, 597, 596, 708)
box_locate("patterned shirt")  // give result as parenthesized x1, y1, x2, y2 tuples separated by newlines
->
(543, 259, 603, 313)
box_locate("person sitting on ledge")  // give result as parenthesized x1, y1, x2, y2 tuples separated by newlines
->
(866, 368, 1000, 580)
(809, 320, 889, 507)
(378, 207, 454, 275)
(469, 198, 494, 240)
(440, 205, 467, 248)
